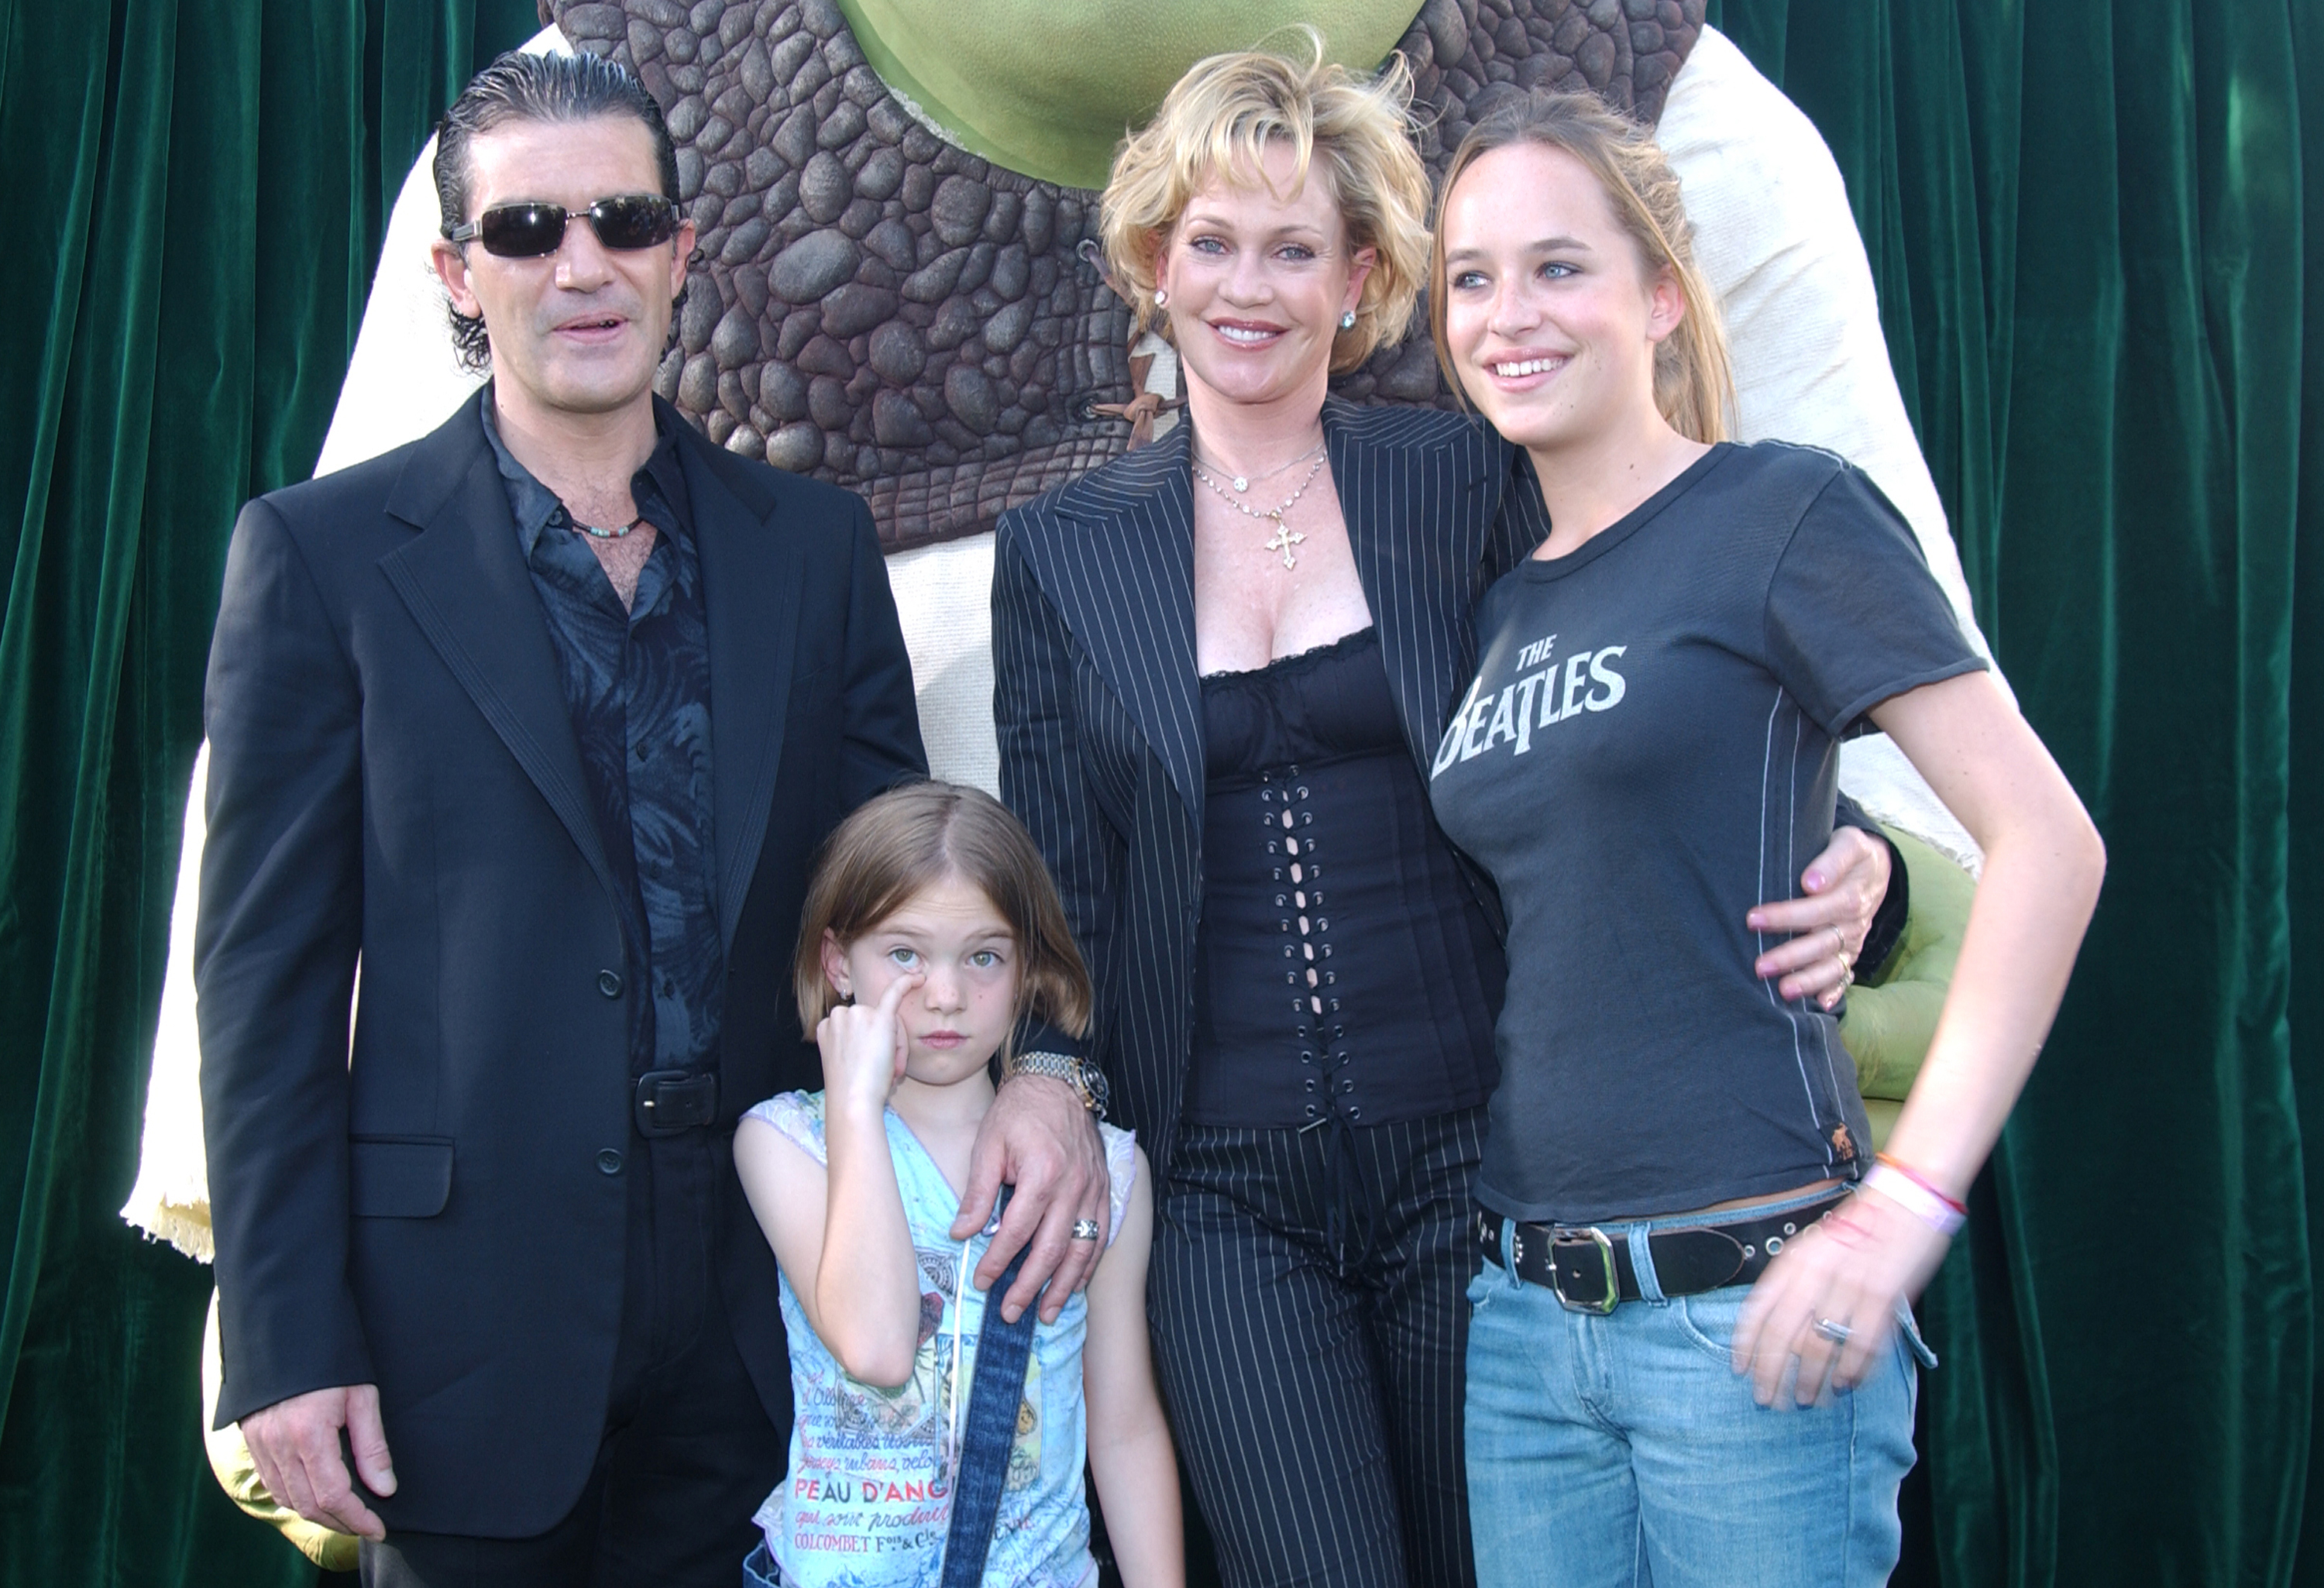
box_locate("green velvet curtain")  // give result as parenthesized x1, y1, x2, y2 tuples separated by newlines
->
(0, 2, 545, 1582)
(1705, 0, 2320, 1580)
(2, 0, 2319, 1582)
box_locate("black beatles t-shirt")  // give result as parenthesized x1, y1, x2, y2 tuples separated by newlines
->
(1428, 442, 1985, 1225)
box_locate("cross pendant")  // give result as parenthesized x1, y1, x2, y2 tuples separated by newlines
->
(1264, 514, 1305, 570)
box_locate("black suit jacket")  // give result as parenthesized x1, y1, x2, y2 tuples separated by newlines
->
(196, 391, 925, 1535)
(991, 401, 1531, 1184)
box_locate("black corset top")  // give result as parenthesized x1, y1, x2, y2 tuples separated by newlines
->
(1184, 626, 1503, 1130)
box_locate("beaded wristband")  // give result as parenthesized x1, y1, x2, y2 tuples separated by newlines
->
(1862, 1162, 1968, 1236)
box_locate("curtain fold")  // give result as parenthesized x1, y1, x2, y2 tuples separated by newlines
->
(2289, 3, 2324, 1581)
(0, 3, 544, 1582)
(1710, 2, 2314, 1581)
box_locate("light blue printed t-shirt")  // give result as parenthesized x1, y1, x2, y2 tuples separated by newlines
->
(744, 1091, 1138, 1588)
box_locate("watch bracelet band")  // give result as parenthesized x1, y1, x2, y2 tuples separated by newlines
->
(1004, 1049, 1110, 1119)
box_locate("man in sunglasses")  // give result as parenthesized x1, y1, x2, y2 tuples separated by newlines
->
(196, 47, 1112, 1587)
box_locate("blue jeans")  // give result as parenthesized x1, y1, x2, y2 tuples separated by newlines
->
(1464, 1188, 1926, 1588)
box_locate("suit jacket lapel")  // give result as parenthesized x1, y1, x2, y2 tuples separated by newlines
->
(683, 425, 803, 951)
(1325, 398, 1501, 782)
(378, 396, 624, 917)
(1038, 424, 1205, 823)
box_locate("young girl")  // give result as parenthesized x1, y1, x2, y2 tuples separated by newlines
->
(734, 782, 1182, 1587)
(1424, 96, 2106, 1586)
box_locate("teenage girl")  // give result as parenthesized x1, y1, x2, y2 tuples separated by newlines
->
(734, 781, 1182, 1587)
(1423, 95, 2106, 1586)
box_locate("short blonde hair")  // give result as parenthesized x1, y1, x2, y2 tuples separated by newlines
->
(792, 782, 1092, 1053)
(1101, 32, 1432, 374)
(1430, 93, 1736, 443)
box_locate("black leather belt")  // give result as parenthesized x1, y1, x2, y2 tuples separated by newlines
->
(1474, 1194, 1850, 1314)
(634, 1069, 719, 1137)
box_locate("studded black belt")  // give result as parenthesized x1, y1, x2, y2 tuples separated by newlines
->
(1474, 1193, 1851, 1314)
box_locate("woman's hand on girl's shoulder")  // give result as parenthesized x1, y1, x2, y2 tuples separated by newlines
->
(1728, 1188, 1951, 1408)
(816, 972, 919, 1121)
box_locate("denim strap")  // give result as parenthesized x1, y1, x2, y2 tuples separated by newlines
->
(940, 1187, 1038, 1587)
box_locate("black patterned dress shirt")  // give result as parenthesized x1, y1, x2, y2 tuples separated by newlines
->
(482, 395, 722, 1078)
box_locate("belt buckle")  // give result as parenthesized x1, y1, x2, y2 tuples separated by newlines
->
(1549, 1226, 1619, 1315)
(634, 1068, 717, 1137)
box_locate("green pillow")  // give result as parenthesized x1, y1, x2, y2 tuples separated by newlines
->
(1840, 828, 1975, 1150)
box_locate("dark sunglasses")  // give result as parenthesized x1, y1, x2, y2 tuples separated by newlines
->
(446, 194, 679, 258)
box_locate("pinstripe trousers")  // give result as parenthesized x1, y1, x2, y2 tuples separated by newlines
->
(1148, 1106, 1487, 1588)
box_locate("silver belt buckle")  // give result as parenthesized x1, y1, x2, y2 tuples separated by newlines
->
(1549, 1226, 1619, 1315)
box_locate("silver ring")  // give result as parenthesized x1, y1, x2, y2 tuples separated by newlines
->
(1813, 1316, 1853, 1345)
(1070, 1219, 1102, 1242)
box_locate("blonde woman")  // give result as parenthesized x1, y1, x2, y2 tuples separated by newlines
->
(1427, 94, 2104, 1586)
(991, 43, 1899, 1587)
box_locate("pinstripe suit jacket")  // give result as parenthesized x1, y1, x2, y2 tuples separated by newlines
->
(992, 400, 1532, 1185)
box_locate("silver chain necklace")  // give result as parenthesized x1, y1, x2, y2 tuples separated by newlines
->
(1191, 451, 1328, 570)
(1191, 437, 1325, 494)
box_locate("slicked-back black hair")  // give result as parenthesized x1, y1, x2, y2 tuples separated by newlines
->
(434, 50, 684, 372)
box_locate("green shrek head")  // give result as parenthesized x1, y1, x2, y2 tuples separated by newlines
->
(835, 0, 1425, 189)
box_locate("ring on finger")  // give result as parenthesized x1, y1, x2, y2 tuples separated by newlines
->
(1813, 1316, 1853, 1345)
(1834, 953, 1855, 988)
(1070, 1218, 1101, 1242)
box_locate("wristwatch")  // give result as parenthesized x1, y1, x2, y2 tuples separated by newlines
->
(1003, 1049, 1112, 1119)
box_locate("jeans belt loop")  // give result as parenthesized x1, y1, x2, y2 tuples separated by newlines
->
(1627, 1222, 1666, 1304)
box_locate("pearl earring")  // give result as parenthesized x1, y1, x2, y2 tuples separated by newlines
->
(1155, 288, 1170, 308)
(1339, 309, 1356, 330)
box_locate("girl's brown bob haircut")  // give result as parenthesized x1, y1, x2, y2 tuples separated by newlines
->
(1100, 29, 1432, 374)
(792, 781, 1092, 1054)
(1428, 92, 1736, 444)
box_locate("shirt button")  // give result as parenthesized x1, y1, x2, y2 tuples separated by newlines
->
(596, 969, 623, 998)
(634, 744, 649, 761)
(596, 1148, 624, 1175)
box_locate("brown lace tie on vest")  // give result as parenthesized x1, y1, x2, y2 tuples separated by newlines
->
(1080, 241, 1181, 450)
(1090, 391, 1178, 449)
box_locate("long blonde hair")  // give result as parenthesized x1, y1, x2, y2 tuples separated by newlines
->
(1100, 31, 1433, 374)
(1429, 93, 1735, 442)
